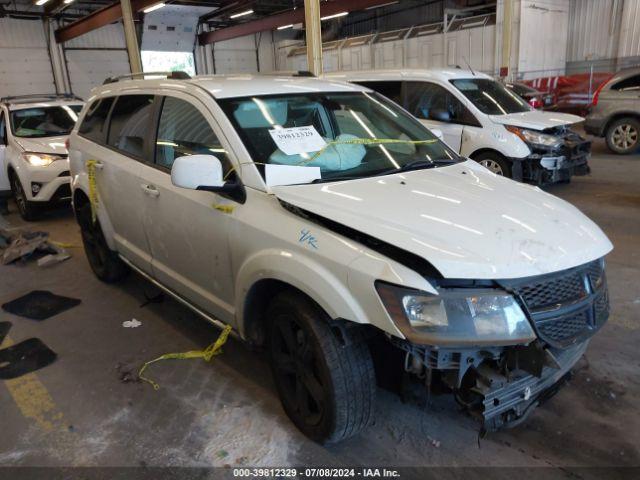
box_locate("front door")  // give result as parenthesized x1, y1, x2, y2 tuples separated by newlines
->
(138, 94, 237, 324)
(403, 81, 478, 152)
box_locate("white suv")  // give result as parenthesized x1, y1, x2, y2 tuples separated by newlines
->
(0, 95, 84, 220)
(326, 69, 591, 185)
(69, 73, 612, 443)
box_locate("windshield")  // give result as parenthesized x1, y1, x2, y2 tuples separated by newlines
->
(451, 79, 530, 115)
(10, 105, 82, 138)
(219, 92, 460, 184)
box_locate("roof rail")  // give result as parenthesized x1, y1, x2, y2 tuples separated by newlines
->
(256, 70, 316, 77)
(103, 71, 191, 85)
(1, 93, 84, 105)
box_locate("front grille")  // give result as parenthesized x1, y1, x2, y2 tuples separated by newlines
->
(501, 259, 609, 348)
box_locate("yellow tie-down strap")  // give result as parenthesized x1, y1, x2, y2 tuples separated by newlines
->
(298, 137, 440, 165)
(86, 159, 99, 224)
(138, 324, 233, 390)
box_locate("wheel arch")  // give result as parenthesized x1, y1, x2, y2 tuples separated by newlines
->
(469, 148, 510, 162)
(71, 184, 117, 250)
(603, 112, 640, 133)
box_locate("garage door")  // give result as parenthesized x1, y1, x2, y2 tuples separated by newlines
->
(65, 49, 130, 99)
(0, 19, 55, 97)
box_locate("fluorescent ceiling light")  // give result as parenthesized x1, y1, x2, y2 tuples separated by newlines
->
(35, 0, 50, 6)
(230, 9, 254, 19)
(321, 11, 348, 21)
(365, 1, 399, 10)
(143, 2, 165, 13)
(277, 24, 294, 30)
(64, 0, 75, 4)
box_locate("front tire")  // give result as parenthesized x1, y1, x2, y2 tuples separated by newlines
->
(77, 202, 128, 283)
(605, 117, 640, 154)
(268, 292, 376, 444)
(10, 173, 38, 221)
(473, 151, 512, 178)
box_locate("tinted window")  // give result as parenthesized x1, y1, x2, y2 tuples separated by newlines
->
(405, 81, 480, 126)
(108, 95, 155, 158)
(79, 97, 114, 142)
(155, 97, 230, 173)
(10, 105, 82, 138)
(356, 81, 402, 104)
(0, 113, 6, 145)
(612, 75, 640, 92)
(450, 78, 530, 115)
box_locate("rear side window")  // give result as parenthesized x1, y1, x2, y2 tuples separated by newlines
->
(355, 81, 402, 104)
(155, 96, 232, 174)
(107, 95, 155, 158)
(611, 75, 640, 92)
(79, 97, 114, 143)
(0, 112, 6, 145)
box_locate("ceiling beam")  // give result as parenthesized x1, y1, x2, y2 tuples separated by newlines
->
(198, 0, 391, 44)
(54, 0, 159, 43)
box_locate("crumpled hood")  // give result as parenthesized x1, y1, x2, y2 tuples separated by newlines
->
(272, 161, 612, 279)
(489, 110, 584, 131)
(14, 136, 68, 155)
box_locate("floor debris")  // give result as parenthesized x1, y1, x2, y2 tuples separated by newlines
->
(2, 290, 81, 321)
(0, 229, 71, 266)
(122, 319, 142, 328)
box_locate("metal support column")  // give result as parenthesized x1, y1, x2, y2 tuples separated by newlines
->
(304, 0, 323, 76)
(121, 0, 142, 74)
(500, 0, 512, 78)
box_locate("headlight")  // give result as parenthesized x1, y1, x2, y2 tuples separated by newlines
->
(376, 282, 536, 346)
(22, 153, 62, 167)
(505, 125, 562, 148)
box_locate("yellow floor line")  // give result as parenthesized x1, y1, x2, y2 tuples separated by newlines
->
(1, 336, 67, 433)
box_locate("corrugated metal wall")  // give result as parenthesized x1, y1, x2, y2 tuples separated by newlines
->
(618, 0, 640, 58)
(0, 18, 56, 97)
(62, 23, 130, 99)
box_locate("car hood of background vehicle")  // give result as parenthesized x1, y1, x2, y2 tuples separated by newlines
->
(488, 110, 584, 131)
(272, 161, 612, 280)
(14, 136, 68, 155)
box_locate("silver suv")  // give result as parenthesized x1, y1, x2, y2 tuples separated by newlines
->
(584, 68, 640, 154)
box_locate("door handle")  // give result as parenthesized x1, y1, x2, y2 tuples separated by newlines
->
(141, 184, 160, 197)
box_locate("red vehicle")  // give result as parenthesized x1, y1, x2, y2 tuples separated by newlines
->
(505, 82, 555, 109)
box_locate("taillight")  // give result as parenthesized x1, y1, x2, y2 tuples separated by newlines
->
(592, 76, 612, 106)
(529, 97, 542, 109)
(65, 138, 70, 150)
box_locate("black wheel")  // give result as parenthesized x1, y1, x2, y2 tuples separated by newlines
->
(268, 292, 376, 444)
(77, 202, 128, 283)
(473, 152, 512, 178)
(10, 172, 38, 221)
(605, 117, 640, 154)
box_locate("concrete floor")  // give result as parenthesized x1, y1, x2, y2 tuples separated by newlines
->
(0, 138, 639, 472)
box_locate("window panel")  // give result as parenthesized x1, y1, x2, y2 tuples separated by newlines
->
(78, 97, 114, 143)
(107, 95, 155, 158)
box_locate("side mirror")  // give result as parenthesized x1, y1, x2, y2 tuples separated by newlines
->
(171, 154, 224, 190)
(430, 128, 444, 140)
(430, 108, 452, 123)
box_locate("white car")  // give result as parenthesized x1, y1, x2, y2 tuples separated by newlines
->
(325, 69, 591, 185)
(69, 73, 612, 443)
(0, 95, 84, 220)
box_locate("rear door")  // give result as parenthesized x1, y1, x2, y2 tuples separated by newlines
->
(78, 94, 154, 273)
(137, 93, 238, 324)
(0, 110, 9, 193)
(606, 74, 640, 109)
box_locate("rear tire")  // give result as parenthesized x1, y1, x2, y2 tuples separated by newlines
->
(473, 151, 512, 178)
(267, 291, 376, 444)
(605, 117, 640, 154)
(77, 202, 128, 283)
(10, 172, 39, 221)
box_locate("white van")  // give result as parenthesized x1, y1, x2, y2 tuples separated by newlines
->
(0, 95, 84, 220)
(326, 69, 591, 185)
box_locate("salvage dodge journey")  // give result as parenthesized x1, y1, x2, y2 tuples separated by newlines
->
(69, 73, 612, 443)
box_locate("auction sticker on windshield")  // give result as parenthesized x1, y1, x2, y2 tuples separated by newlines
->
(269, 126, 327, 156)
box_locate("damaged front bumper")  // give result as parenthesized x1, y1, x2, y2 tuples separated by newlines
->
(511, 130, 591, 185)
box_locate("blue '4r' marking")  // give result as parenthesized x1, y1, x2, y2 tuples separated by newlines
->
(299, 229, 319, 249)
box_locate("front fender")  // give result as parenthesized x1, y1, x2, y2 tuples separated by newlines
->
(235, 248, 369, 338)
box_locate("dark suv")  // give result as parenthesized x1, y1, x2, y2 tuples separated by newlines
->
(584, 68, 640, 154)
